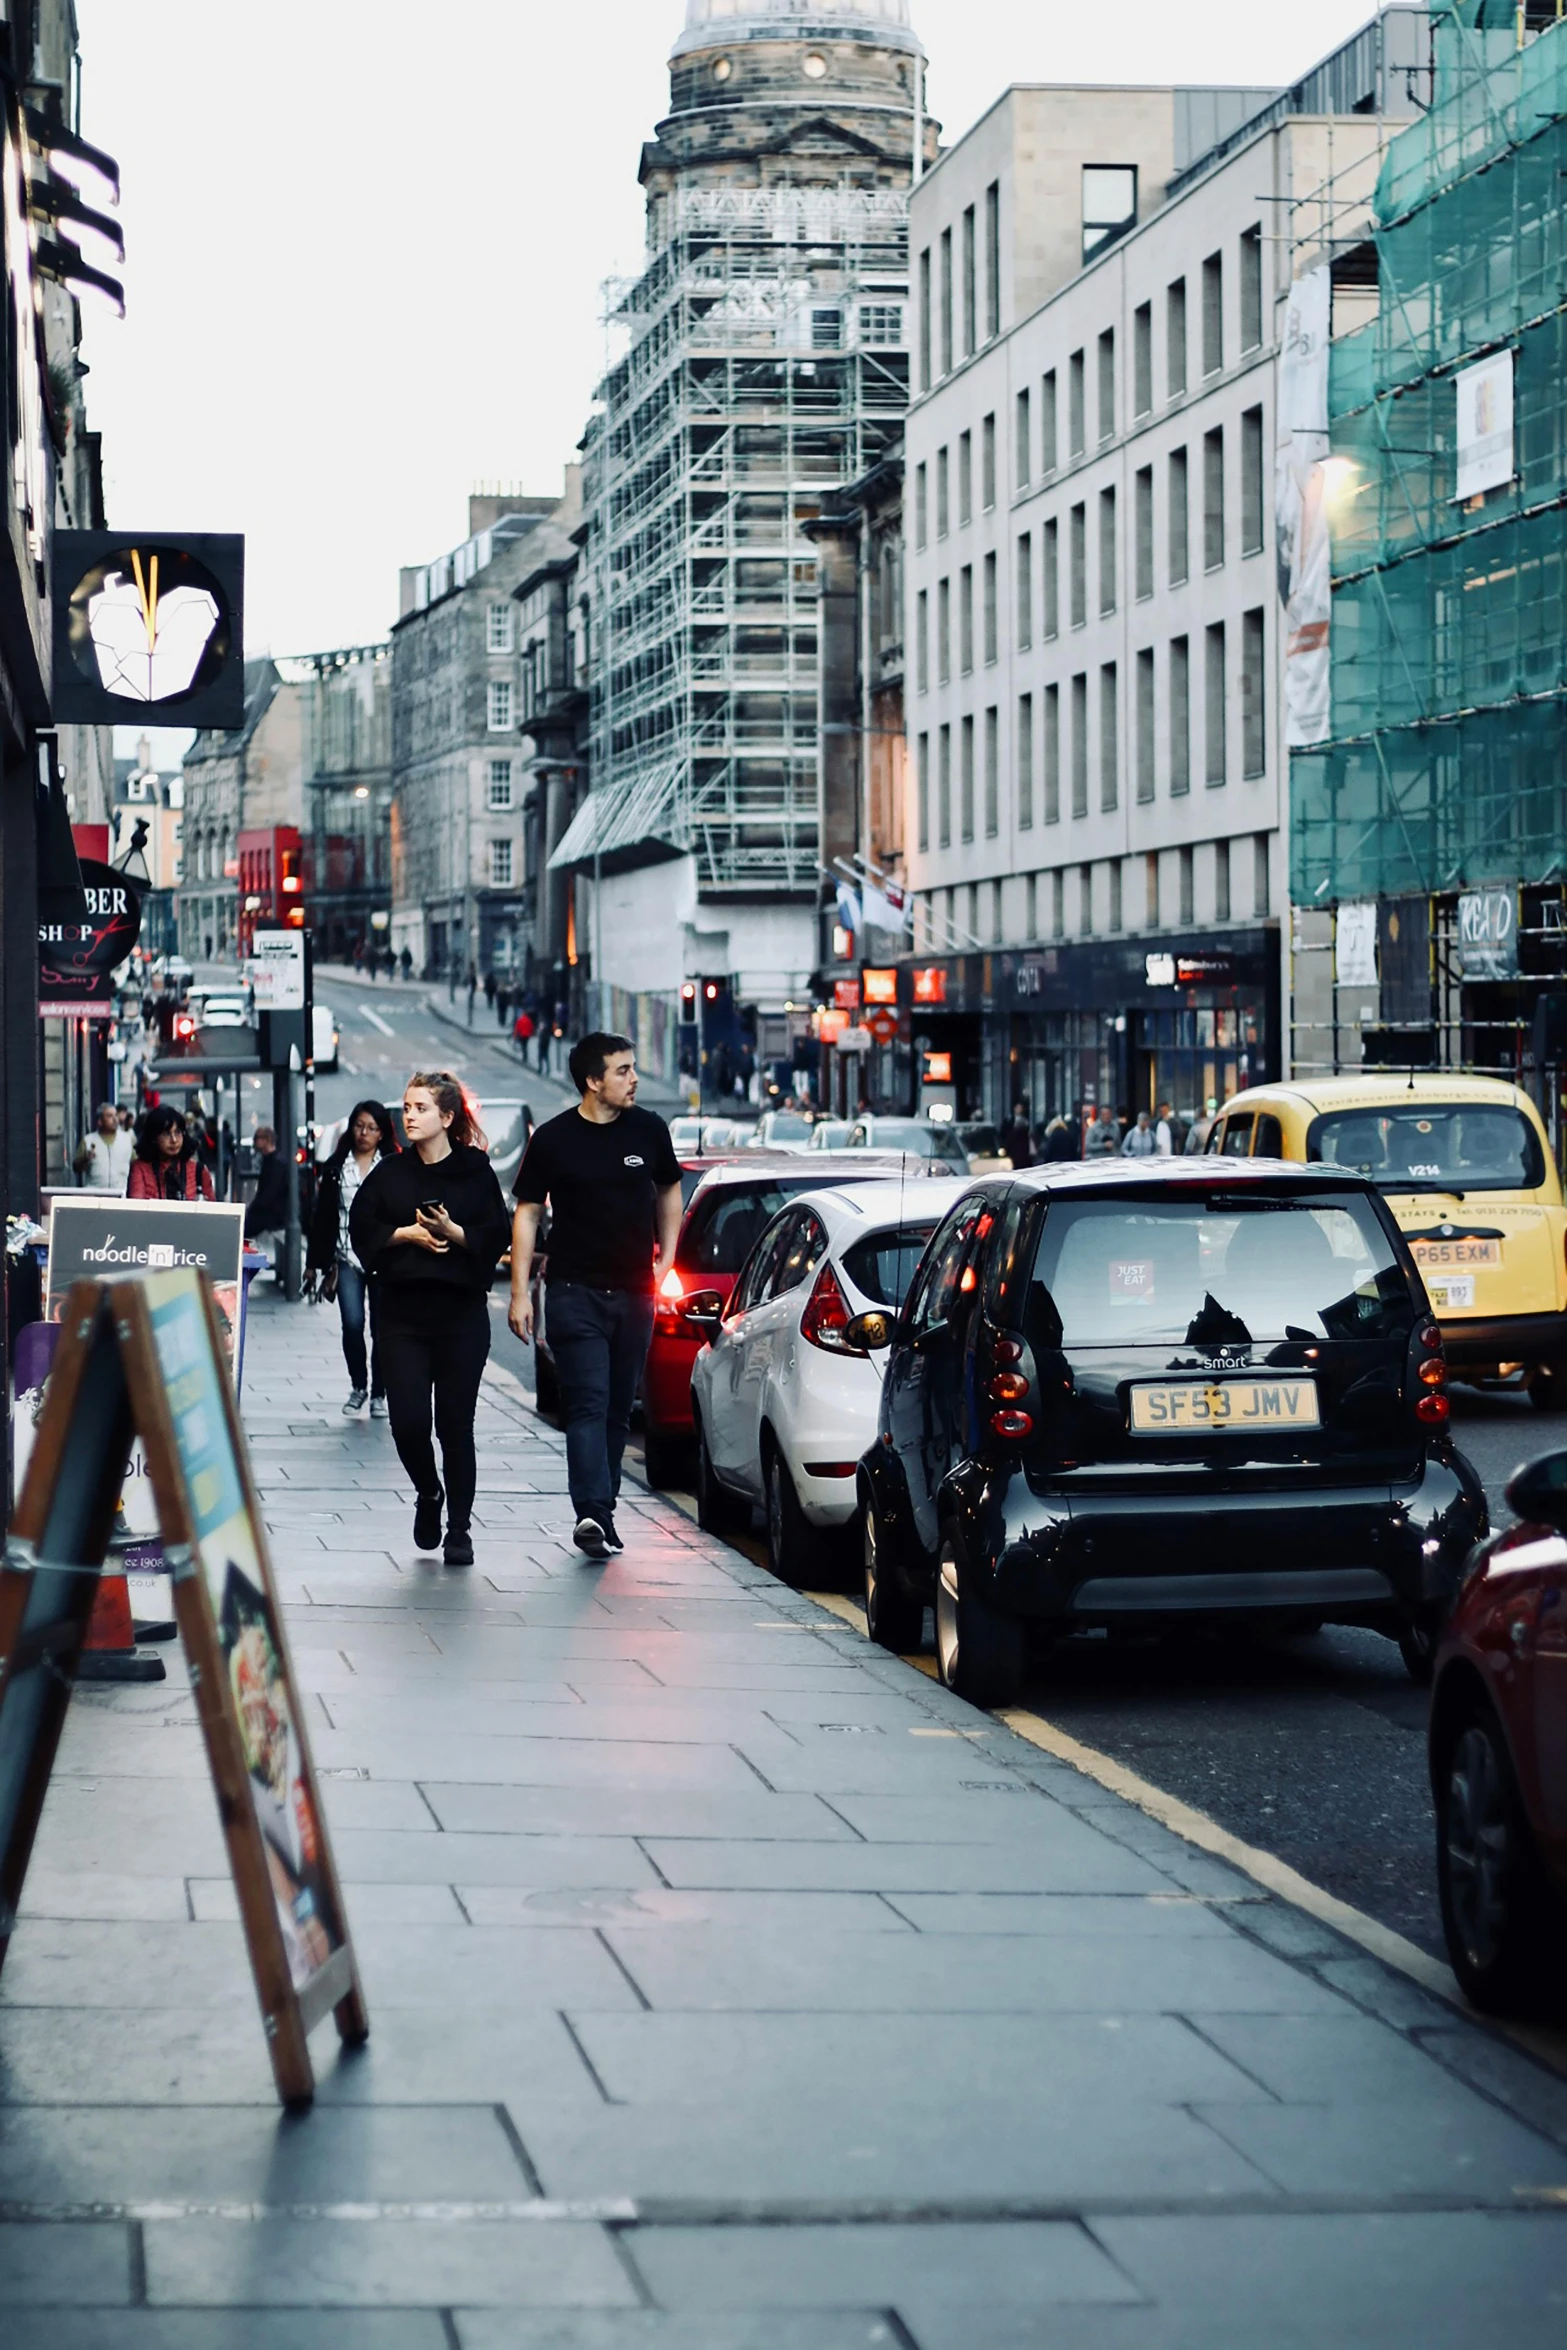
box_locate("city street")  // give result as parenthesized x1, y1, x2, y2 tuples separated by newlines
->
(7, 1283, 1567, 2340)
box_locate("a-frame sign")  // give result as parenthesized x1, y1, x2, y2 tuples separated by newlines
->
(0, 1269, 367, 2107)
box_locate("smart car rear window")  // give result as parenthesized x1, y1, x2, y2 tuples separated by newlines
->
(842, 1222, 939, 1308)
(1025, 1190, 1414, 1347)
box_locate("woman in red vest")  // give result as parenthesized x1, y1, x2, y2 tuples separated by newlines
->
(128, 1105, 216, 1201)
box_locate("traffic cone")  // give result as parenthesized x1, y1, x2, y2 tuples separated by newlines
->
(77, 1551, 167, 1684)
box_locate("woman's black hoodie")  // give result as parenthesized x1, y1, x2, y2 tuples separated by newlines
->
(348, 1143, 511, 1300)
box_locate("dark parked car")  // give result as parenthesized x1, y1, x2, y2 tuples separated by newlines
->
(853, 1160, 1487, 1707)
(1429, 1448, 1567, 2017)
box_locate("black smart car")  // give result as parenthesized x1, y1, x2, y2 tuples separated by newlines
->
(852, 1160, 1487, 1708)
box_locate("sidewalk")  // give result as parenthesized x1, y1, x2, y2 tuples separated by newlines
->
(6, 1287, 1567, 2343)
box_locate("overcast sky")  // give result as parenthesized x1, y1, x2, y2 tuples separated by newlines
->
(75, 0, 1382, 668)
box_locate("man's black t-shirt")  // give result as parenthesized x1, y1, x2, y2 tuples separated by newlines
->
(513, 1104, 682, 1293)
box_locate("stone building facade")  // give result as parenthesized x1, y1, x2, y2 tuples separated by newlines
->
(178, 662, 304, 962)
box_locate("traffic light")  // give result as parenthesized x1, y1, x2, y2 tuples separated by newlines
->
(680, 982, 698, 1022)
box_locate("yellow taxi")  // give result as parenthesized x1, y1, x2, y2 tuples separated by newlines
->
(1207, 1075, 1567, 1403)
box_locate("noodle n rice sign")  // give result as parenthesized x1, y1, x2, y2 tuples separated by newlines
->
(0, 1268, 367, 2108)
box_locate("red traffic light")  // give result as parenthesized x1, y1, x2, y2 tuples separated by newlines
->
(173, 1013, 196, 1040)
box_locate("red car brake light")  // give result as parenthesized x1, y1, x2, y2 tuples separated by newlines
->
(801, 1261, 864, 1355)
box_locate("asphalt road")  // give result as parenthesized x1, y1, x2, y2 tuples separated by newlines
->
(262, 982, 1564, 1970)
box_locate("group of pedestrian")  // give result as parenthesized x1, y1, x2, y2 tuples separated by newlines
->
(997, 1097, 1201, 1165)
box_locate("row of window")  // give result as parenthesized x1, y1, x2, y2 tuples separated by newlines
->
(914, 615, 1267, 847)
(917, 180, 1002, 388)
(915, 413, 1266, 603)
(921, 835, 1271, 951)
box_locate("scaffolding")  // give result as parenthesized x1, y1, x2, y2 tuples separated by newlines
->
(568, 184, 909, 897)
(1291, 0, 1567, 910)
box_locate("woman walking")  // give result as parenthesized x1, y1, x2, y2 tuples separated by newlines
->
(349, 1072, 510, 1567)
(309, 1101, 398, 1420)
(128, 1105, 216, 1200)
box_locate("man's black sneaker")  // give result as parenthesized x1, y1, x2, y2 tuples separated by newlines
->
(414, 1487, 444, 1551)
(573, 1515, 608, 1558)
(443, 1529, 474, 1568)
(601, 1518, 625, 1555)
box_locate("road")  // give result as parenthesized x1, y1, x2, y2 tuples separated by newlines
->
(227, 979, 1563, 1971)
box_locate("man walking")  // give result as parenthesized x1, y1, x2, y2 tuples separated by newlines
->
(508, 1033, 682, 1558)
(74, 1101, 134, 1192)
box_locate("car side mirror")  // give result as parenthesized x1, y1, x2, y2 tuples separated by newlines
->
(842, 1309, 897, 1353)
(682, 1290, 724, 1337)
(1504, 1449, 1567, 1531)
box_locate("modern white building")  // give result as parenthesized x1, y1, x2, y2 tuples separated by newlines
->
(900, 10, 1428, 1129)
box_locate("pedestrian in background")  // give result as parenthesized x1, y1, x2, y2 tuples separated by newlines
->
(484, 970, 497, 1017)
(244, 1126, 291, 1270)
(1121, 1109, 1157, 1157)
(509, 1032, 682, 1557)
(1003, 1099, 1035, 1170)
(129, 1106, 215, 1200)
(74, 1101, 134, 1192)
(1156, 1099, 1183, 1156)
(466, 964, 478, 1022)
(1041, 1114, 1077, 1162)
(1084, 1107, 1119, 1158)
(513, 1004, 535, 1062)
(350, 1072, 510, 1568)
(309, 1100, 398, 1419)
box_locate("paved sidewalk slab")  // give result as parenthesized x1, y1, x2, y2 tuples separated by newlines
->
(3, 1288, 1566, 2341)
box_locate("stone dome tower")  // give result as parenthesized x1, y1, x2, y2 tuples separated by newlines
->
(642, 0, 935, 210)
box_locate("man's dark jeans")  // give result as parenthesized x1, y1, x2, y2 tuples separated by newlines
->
(547, 1282, 655, 1528)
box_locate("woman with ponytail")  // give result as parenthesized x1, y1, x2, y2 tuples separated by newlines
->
(349, 1072, 510, 1566)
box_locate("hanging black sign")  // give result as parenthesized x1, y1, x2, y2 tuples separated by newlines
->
(51, 532, 245, 727)
(39, 858, 142, 1017)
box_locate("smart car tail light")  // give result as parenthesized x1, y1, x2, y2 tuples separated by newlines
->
(801, 1261, 863, 1355)
(1411, 1320, 1449, 1427)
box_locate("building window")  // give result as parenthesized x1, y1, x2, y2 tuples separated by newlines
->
(917, 731, 930, 849)
(1254, 831, 1271, 917)
(1133, 301, 1152, 419)
(937, 445, 949, 538)
(962, 203, 977, 358)
(958, 430, 972, 528)
(1097, 328, 1115, 444)
(1040, 370, 1057, 474)
(1016, 533, 1033, 651)
(1205, 621, 1227, 786)
(1134, 466, 1153, 600)
(1135, 648, 1155, 804)
(1015, 388, 1031, 490)
(916, 589, 929, 693)
(981, 413, 996, 511)
(985, 179, 1001, 339)
(1203, 428, 1225, 570)
(488, 758, 514, 810)
(1100, 662, 1118, 812)
(1241, 406, 1264, 554)
(1240, 224, 1263, 353)
(1043, 517, 1059, 639)
(919, 245, 932, 389)
(811, 308, 843, 349)
(487, 604, 514, 654)
(1169, 447, 1189, 585)
(915, 462, 928, 550)
(1082, 163, 1137, 262)
(984, 706, 999, 836)
(1099, 486, 1117, 616)
(959, 565, 974, 673)
(1051, 867, 1065, 938)
(1171, 635, 1190, 795)
(939, 225, 954, 375)
(1025, 871, 1038, 941)
(1080, 861, 1094, 935)
(1215, 836, 1231, 923)
(859, 302, 903, 345)
(1146, 850, 1161, 929)
(960, 713, 975, 841)
(1167, 277, 1187, 397)
(1068, 349, 1085, 458)
(1071, 672, 1088, 819)
(1242, 607, 1266, 777)
(487, 681, 513, 731)
(1043, 682, 1061, 824)
(1109, 858, 1123, 932)
(938, 578, 950, 682)
(938, 722, 952, 846)
(1202, 250, 1223, 377)
(1179, 843, 1194, 925)
(1018, 692, 1034, 829)
(1069, 504, 1086, 629)
(490, 837, 514, 887)
(983, 551, 998, 665)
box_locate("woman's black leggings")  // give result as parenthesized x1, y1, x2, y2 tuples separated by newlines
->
(376, 1293, 490, 1534)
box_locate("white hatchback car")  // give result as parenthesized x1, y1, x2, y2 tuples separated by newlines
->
(689, 1179, 968, 1585)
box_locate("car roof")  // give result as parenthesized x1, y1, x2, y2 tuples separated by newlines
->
(1009, 1158, 1373, 1197)
(788, 1176, 972, 1233)
(1225, 1073, 1530, 1117)
(685, 1151, 924, 1196)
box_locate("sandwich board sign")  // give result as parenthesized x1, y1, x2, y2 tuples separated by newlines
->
(0, 1268, 367, 2107)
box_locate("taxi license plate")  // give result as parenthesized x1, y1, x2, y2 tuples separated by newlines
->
(1411, 1239, 1500, 1271)
(1129, 1380, 1321, 1433)
(1426, 1275, 1474, 1311)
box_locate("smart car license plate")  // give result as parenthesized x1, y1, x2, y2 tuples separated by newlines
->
(1129, 1380, 1321, 1433)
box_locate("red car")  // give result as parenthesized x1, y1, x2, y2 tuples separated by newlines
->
(641, 1152, 934, 1486)
(1429, 1446, 1567, 2017)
